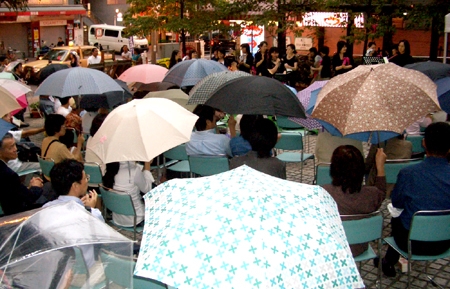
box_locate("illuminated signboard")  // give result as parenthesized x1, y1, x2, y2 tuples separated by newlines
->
(240, 25, 265, 54)
(301, 12, 364, 28)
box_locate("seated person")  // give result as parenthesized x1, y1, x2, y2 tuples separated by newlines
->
(315, 131, 364, 163)
(230, 118, 286, 179)
(55, 97, 73, 117)
(41, 114, 84, 163)
(322, 145, 386, 257)
(186, 105, 232, 157)
(44, 159, 105, 286)
(0, 133, 44, 215)
(365, 135, 412, 191)
(406, 115, 432, 135)
(102, 160, 154, 227)
(378, 122, 450, 277)
(230, 114, 262, 157)
(85, 112, 109, 174)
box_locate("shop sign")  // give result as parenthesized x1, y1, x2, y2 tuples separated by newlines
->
(301, 12, 364, 28)
(294, 37, 313, 51)
(40, 20, 67, 27)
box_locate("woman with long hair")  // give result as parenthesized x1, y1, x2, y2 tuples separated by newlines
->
(238, 43, 254, 73)
(254, 41, 269, 76)
(332, 41, 353, 76)
(169, 49, 182, 69)
(389, 40, 414, 67)
(283, 44, 298, 86)
(267, 46, 284, 76)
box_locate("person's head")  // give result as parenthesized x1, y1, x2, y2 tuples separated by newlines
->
(92, 48, 98, 57)
(59, 97, 70, 107)
(269, 47, 279, 60)
(337, 41, 347, 54)
(258, 41, 268, 53)
(192, 104, 216, 131)
(398, 40, 410, 55)
(240, 114, 262, 141)
(0, 56, 7, 66)
(218, 48, 226, 60)
(50, 159, 87, 197)
(330, 145, 365, 194)
(309, 47, 318, 58)
(424, 122, 450, 157)
(319, 46, 329, 57)
(90, 113, 108, 137)
(0, 133, 17, 162)
(225, 56, 238, 71)
(103, 162, 120, 189)
(368, 42, 376, 50)
(45, 114, 66, 137)
(58, 37, 63, 42)
(240, 43, 250, 54)
(391, 44, 398, 56)
(249, 118, 278, 158)
(12, 62, 22, 74)
(122, 45, 129, 52)
(189, 49, 198, 59)
(286, 44, 296, 55)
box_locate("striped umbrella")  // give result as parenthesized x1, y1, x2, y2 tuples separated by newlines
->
(188, 71, 250, 104)
(163, 59, 227, 88)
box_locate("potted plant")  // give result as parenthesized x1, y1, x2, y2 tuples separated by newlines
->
(29, 102, 42, 118)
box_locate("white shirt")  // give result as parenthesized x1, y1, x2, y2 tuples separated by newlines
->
(121, 51, 132, 60)
(112, 161, 154, 227)
(88, 55, 102, 65)
(56, 106, 71, 117)
(81, 111, 98, 135)
(406, 116, 432, 135)
(7, 130, 23, 171)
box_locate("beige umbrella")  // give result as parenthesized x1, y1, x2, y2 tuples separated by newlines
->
(86, 98, 198, 163)
(0, 86, 22, 117)
(311, 63, 440, 142)
(143, 89, 196, 112)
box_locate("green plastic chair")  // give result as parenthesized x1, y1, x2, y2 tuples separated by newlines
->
(315, 162, 332, 185)
(406, 135, 424, 153)
(341, 211, 383, 288)
(384, 209, 450, 288)
(188, 155, 229, 177)
(37, 155, 55, 180)
(69, 247, 106, 289)
(275, 132, 315, 183)
(17, 168, 41, 177)
(99, 186, 143, 241)
(84, 162, 103, 187)
(163, 144, 190, 176)
(276, 116, 304, 131)
(384, 158, 423, 184)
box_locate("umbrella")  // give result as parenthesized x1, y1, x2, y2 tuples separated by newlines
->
(135, 165, 364, 289)
(0, 78, 31, 110)
(34, 67, 123, 98)
(0, 72, 15, 80)
(80, 79, 132, 110)
(288, 80, 328, 130)
(118, 64, 168, 84)
(0, 86, 22, 117)
(405, 61, 450, 81)
(86, 98, 198, 164)
(0, 119, 15, 139)
(163, 59, 228, 87)
(134, 81, 179, 92)
(187, 71, 250, 104)
(0, 202, 133, 288)
(38, 63, 70, 83)
(436, 76, 450, 113)
(205, 76, 306, 117)
(144, 89, 196, 112)
(312, 63, 441, 143)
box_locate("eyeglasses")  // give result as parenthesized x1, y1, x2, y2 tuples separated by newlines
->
(86, 174, 90, 182)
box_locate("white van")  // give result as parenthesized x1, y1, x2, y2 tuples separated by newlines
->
(88, 24, 148, 53)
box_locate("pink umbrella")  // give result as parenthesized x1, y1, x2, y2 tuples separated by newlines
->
(118, 64, 168, 84)
(0, 79, 31, 115)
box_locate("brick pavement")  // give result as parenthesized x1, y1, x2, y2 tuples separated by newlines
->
(25, 109, 450, 289)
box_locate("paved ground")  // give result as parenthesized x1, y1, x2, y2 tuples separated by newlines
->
(24, 98, 450, 289)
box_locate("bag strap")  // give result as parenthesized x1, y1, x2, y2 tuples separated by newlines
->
(43, 139, 59, 158)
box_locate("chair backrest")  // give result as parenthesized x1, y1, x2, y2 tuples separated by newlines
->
(84, 162, 103, 187)
(189, 155, 229, 176)
(406, 135, 424, 153)
(275, 132, 303, 151)
(384, 158, 423, 183)
(37, 155, 55, 179)
(100, 251, 135, 288)
(409, 209, 450, 242)
(99, 186, 136, 216)
(163, 144, 188, 161)
(341, 211, 383, 245)
(277, 116, 303, 130)
(316, 163, 332, 185)
(133, 276, 168, 289)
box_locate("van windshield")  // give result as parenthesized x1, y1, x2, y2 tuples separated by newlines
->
(42, 50, 68, 61)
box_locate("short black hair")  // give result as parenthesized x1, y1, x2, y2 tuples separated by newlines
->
(330, 145, 365, 194)
(50, 159, 84, 196)
(91, 48, 98, 53)
(0, 133, 14, 149)
(268, 47, 279, 55)
(45, 114, 66, 136)
(368, 42, 376, 48)
(240, 43, 250, 52)
(319, 46, 329, 56)
(224, 56, 237, 68)
(240, 115, 262, 141)
(424, 122, 450, 157)
(193, 104, 215, 131)
(249, 118, 278, 158)
(286, 44, 296, 53)
(309, 47, 318, 54)
(59, 97, 70, 105)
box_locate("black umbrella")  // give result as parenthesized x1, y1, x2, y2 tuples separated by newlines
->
(135, 81, 179, 92)
(405, 62, 450, 81)
(38, 64, 70, 83)
(79, 79, 132, 110)
(205, 76, 306, 118)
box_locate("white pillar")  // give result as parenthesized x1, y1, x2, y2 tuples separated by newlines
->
(444, 13, 450, 64)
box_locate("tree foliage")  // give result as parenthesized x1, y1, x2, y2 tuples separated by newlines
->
(0, 0, 28, 10)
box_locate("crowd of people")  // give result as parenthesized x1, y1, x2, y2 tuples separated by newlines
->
(0, 36, 449, 285)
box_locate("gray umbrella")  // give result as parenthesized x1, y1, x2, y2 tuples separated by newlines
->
(205, 76, 306, 118)
(163, 59, 228, 87)
(405, 61, 450, 81)
(35, 67, 123, 97)
(188, 70, 250, 104)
